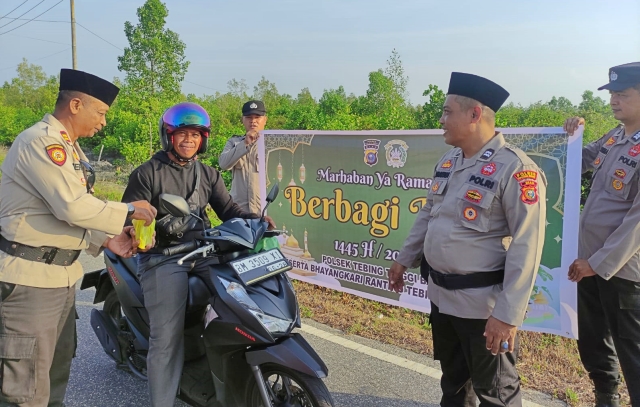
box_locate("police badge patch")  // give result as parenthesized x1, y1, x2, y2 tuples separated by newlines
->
(465, 189, 483, 203)
(363, 139, 381, 167)
(384, 140, 409, 168)
(629, 145, 640, 157)
(513, 170, 539, 205)
(604, 136, 616, 147)
(463, 207, 478, 221)
(612, 179, 624, 190)
(481, 162, 497, 176)
(46, 144, 67, 166)
(614, 169, 627, 179)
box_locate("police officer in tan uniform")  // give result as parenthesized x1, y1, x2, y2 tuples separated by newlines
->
(0, 69, 156, 407)
(389, 72, 547, 407)
(564, 62, 640, 407)
(218, 100, 267, 213)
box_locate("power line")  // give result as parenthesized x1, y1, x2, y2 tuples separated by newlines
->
(0, 0, 46, 30)
(0, 47, 69, 72)
(76, 22, 122, 50)
(0, 0, 29, 20)
(1, 17, 68, 23)
(184, 80, 224, 93)
(0, 0, 63, 35)
(8, 33, 69, 45)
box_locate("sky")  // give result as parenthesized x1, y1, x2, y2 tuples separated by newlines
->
(1, 0, 639, 107)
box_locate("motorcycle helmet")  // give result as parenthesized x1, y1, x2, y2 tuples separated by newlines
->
(159, 102, 211, 157)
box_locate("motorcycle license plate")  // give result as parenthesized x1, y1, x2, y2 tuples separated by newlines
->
(230, 249, 291, 285)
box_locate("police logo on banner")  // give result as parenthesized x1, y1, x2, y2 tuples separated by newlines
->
(363, 139, 381, 167)
(384, 140, 409, 168)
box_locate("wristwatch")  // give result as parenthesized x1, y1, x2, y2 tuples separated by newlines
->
(126, 203, 135, 219)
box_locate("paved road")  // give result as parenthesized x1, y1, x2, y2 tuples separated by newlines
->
(64, 253, 564, 407)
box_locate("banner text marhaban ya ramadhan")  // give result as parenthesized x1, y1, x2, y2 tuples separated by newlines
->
(282, 167, 432, 239)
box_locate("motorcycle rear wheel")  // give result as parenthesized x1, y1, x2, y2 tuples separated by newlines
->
(247, 363, 334, 407)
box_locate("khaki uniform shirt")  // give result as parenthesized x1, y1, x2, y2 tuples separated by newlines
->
(0, 114, 128, 288)
(579, 126, 640, 282)
(218, 135, 260, 213)
(396, 133, 547, 326)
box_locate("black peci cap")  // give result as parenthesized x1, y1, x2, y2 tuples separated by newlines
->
(242, 100, 266, 116)
(447, 72, 510, 112)
(59, 69, 119, 106)
(598, 62, 640, 92)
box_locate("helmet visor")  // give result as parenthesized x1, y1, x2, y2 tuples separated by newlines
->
(163, 103, 211, 132)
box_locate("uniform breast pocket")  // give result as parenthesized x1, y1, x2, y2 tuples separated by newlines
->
(429, 179, 448, 216)
(604, 166, 637, 200)
(456, 187, 496, 232)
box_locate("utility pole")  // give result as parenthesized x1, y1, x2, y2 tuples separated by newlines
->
(70, 0, 77, 69)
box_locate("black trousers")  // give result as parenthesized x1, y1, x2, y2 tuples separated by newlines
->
(430, 303, 521, 407)
(577, 275, 640, 406)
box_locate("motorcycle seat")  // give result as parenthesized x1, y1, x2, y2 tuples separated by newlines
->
(120, 256, 139, 279)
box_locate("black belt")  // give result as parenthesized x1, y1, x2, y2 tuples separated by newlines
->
(0, 235, 81, 266)
(429, 267, 504, 290)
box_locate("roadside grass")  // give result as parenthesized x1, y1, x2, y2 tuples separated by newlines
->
(292, 280, 630, 406)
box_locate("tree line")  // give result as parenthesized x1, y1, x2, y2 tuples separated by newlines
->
(0, 0, 617, 192)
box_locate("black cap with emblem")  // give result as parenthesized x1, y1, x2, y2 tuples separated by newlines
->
(447, 72, 510, 113)
(242, 100, 266, 116)
(598, 62, 640, 92)
(59, 69, 120, 106)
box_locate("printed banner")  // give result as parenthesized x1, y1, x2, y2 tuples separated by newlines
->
(259, 128, 583, 338)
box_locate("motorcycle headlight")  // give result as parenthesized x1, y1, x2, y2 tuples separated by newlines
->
(218, 277, 292, 334)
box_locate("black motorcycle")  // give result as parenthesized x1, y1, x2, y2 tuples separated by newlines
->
(81, 185, 335, 407)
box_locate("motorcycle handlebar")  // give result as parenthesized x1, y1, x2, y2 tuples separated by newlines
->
(162, 240, 199, 256)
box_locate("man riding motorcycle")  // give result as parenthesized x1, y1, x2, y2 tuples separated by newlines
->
(121, 102, 275, 407)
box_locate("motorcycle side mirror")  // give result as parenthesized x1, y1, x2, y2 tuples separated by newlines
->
(261, 183, 279, 220)
(159, 193, 191, 217)
(266, 183, 279, 203)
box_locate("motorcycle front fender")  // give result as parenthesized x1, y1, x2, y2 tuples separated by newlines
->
(245, 333, 328, 378)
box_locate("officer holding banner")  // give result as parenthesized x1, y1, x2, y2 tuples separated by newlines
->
(564, 62, 640, 407)
(389, 72, 547, 406)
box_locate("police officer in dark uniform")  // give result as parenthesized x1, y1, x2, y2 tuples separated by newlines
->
(564, 62, 640, 407)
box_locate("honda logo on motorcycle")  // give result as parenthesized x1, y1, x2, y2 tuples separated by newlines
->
(235, 327, 256, 342)
(108, 267, 119, 285)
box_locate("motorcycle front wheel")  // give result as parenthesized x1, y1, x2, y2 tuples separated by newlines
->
(247, 363, 335, 407)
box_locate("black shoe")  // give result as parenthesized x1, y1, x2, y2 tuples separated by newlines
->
(595, 391, 620, 407)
